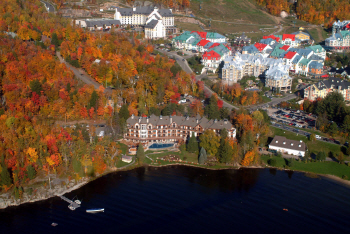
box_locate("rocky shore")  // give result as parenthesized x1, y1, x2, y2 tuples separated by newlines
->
(0, 178, 89, 209)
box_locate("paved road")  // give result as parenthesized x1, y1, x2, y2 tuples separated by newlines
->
(56, 52, 113, 94)
(246, 94, 297, 111)
(161, 49, 239, 110)
(41, 0, 55, 13)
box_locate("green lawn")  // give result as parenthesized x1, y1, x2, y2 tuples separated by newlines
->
(118, 142, 128, 155)
(261, 155, 350, 179)
(116, 159, 131, 168)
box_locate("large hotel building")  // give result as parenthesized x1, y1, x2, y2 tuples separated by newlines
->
(124, 114, 236, 145)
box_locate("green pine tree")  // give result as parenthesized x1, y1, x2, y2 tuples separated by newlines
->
(29, 80, 43, 96)
(51, 33, 60, 48)
(136, 144, 145, 163)
(119, 104, 130, 120)
(0, 163, 12, 186)
(187, 132, 199, 153)
(198, 147, 207, 164)
(89, 90, 98, 109)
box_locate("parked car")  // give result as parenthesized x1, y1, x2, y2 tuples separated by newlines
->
(315, 135, 321, 139)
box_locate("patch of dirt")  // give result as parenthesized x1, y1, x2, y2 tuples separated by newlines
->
(175, 17, 206, 27)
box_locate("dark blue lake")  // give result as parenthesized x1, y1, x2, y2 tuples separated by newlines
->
(1, 166, 350, 234)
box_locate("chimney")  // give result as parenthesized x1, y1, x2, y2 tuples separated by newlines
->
(214, 119, 218, 123)
(170, 116, 172, 123)
(160, 115, 162, 119)
(291, 143, 293, 146)
(139, 117, 141, 123)
(131, 114, 135, 119)
(283, 141, 286, 144)
(196, 119, 199, 123)
(224, 119, 228, 124)
(276, 140, 278, 143)
(170, 9, 172, 13)
(133, 7, 136, 11)
(147, 117, 149, 123)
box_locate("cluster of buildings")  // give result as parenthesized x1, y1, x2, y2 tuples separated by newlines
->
(76, 6, 175, 39)
(124, 114, 236, 146)
(325, 20, 350, 51)
(172, 31, 231, 71)
(221, 32, 325, 92)
(222, 53, 292, 92)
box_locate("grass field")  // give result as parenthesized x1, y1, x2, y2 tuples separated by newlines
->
(261, 155, 350, 179)
(175, 21, 203, 32)
(190, 0, 276, 25)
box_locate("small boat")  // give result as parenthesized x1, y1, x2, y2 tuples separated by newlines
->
(68, 205, 76, 211)
(51, 223, 58, 227)
(86, 208, 104, 213)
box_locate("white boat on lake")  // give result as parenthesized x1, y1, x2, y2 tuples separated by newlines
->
(86, 208, 104, 213)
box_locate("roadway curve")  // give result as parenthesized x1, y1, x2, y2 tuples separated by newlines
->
(41, 0, 55, 13)
(56, 52, 113, 94)
(161, 49, 239, 110)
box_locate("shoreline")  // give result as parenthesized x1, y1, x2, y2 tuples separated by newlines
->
(1, 163, 349, 209)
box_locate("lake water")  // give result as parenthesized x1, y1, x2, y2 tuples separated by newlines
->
(1, 166, 350, 234)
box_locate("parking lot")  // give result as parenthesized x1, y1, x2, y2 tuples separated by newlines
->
(266, 107, 343, 145)
(267, 107, 316, 129)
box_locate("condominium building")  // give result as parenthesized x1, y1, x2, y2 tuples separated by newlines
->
(124, 114, 236, 145)
(265, 64, 292, 92)
(221, 52, 284, 83)
(303, 78, 350, 101)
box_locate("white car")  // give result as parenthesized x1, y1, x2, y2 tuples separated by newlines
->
(315, 135, 321, 139)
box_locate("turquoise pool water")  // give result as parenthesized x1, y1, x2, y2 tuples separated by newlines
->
(149, 143, 174, 149)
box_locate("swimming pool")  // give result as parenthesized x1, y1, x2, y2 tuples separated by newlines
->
(149, 143, 174, 149)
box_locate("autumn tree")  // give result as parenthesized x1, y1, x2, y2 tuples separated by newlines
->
(199, 130, 220, 156)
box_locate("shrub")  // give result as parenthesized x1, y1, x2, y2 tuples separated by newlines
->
(267, 158, 277, 166)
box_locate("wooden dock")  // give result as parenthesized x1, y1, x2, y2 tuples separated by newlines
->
(58, 195, 81, 209)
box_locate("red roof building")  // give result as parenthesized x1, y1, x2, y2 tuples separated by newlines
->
(203, 50, 221, 60)
(263, 35, 280, 42)
(208, 43, 220, 49)
(282, 34, 296, 41)
(280, 45, 290, 51)
(197, 39, 211, 47)
(283, 51, 297, 59)
(191, 31, 207, 39)
(254, 43, 268, 51)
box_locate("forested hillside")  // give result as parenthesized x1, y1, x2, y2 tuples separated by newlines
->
(0, 0, 200, 197)
(256, 0, 350, 27)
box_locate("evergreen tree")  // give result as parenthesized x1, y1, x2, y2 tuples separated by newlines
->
(198, 147, 207, 164)
(136, 144, 145, 163)
(205, 96, 220, 120)
(51, 32, 60, 48)
(187, 132, 199, 153)
(29, 80, 42, 96)
(119, 104, 130, 120)
(89, 90, 98, 109)
(27, 165, 36, 180)
(316, 151, 327, 161)
(0, 163, 12, 186)
(218, 138, 233, 163)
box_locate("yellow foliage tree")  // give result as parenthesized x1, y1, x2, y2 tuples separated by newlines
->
(26, 147, 38, 163)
